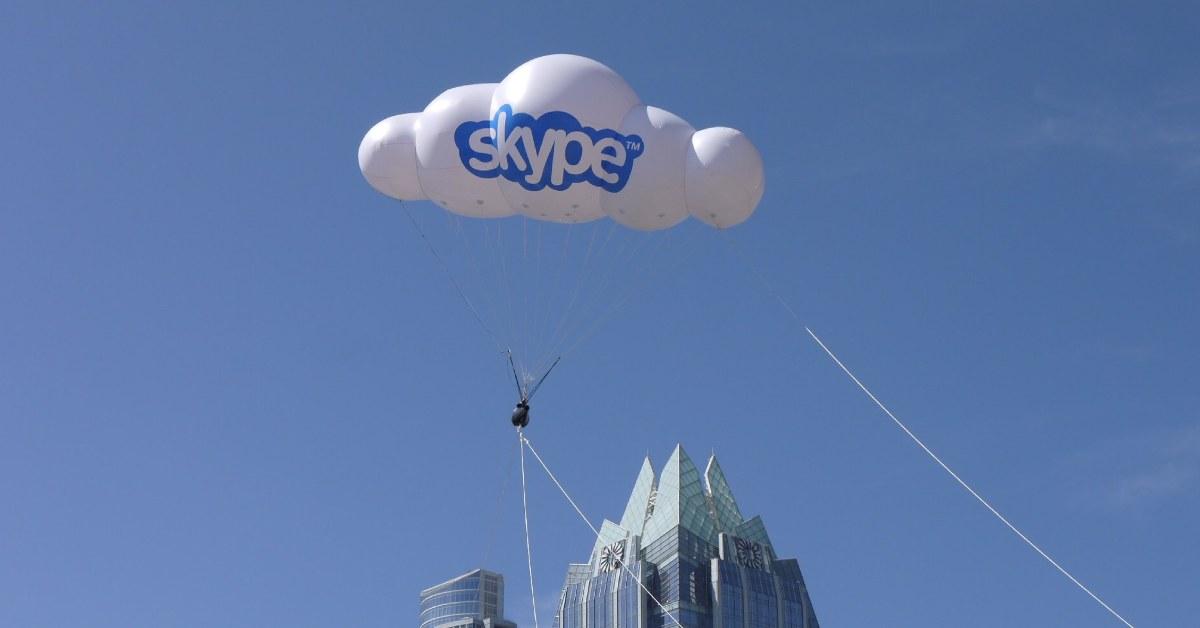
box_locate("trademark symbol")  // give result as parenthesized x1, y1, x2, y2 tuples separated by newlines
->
(625, 140, 642, 152)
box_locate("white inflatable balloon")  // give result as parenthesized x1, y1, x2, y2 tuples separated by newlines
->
(359, 54, 765, 230)
(602, 106, 693, 231)
(358, 113, 425, 201)
(685, 127, 765, 229)
(490, 54, 641, 223)
(415, 84, 513, 218)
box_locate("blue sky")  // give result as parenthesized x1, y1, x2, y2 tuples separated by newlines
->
(2, 2, 1198, 626)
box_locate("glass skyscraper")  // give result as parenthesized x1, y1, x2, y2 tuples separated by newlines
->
(420, 568, 517, 628)
(552, 445, 819, 628)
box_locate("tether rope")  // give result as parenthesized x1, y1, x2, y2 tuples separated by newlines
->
(481, 433, 518, 569)
(401, 205, 505, 353)
(543, 224, 645, 360)
(520, 432, 683, 628)
(536, 222, 612, 374)
(561, 225, 707, 359)
(724, 234, 1136, 628)
(449, 215, 512, 358)
(518, 429, 540, 628)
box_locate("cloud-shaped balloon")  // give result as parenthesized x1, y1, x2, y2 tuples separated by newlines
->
(359, 54, 764, 230)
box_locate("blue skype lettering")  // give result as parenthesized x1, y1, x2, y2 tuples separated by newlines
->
(454, 105, 644, 193)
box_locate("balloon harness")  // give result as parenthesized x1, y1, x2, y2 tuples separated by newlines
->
(508, 351, 559, 429)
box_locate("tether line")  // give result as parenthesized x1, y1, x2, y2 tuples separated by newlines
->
(804, 327, 1134, 628)
(401, 205, 505, 353)
(518, 429, 540, 628)
(724, 233, 1136, 628)
(481, 433, 518, 569)
(520, 432, 683, 628)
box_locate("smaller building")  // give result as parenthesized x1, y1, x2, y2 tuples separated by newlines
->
(420, 568, 517, 628)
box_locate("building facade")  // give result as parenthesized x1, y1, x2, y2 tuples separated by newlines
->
(553, 446, 819, 628)
(420, 568, 517, 628)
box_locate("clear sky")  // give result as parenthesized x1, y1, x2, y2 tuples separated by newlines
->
(2, 2, 1198, 626)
